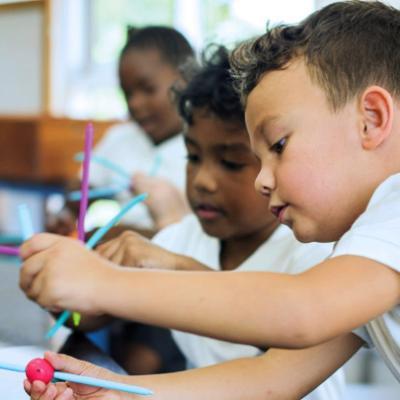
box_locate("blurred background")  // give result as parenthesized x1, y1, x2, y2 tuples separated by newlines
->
(0, 1, 398, 397)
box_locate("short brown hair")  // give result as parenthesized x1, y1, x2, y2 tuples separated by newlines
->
(230, 1, 400, 110)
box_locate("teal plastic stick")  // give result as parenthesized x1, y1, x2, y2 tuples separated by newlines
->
(67, 185, 129, 201)
(46, 193, 148, 339)
(0, 361, 153, 396)
(85, 193, 148, 249)
(18, 204, 35, 240)
(75, 153, 131, 181)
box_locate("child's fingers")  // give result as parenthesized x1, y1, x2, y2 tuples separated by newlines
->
(19, 233, 63, 260)
(96, 239, 120, 260)
(23, 379, 32, 395)
(29, 380, 47, 399)
(19, 251, 48, 293)
(23, 271, 45, 302)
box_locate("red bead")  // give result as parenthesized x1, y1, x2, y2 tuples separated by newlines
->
(25, 358, 55, 384)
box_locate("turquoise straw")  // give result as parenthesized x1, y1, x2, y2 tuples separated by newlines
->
(75, 153, 131, 182)
(85, 193, 147, 249)
(46, 193, 148, 339)
(67, 185, 129, 202)
(18, 204, 34, 240)
(0, 361, 153, 396)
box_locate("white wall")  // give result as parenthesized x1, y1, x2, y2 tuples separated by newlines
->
(0, 2, 44, 114)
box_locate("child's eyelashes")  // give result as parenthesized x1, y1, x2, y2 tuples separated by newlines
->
(221, 160, 245, 171)
(269, 137, 287, 155)
(186, 154, 200, 163)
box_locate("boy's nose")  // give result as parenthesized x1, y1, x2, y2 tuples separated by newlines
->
(193, 167, 218, 193)
(128, 93, 146, 115)
(254, 165, 275, 197)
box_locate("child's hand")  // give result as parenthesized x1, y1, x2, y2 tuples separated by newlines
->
(24, 351, 122, 400)
(132, 172, 190, 229)
(19, 233, 115, 314)
(97, 231, 178, 270)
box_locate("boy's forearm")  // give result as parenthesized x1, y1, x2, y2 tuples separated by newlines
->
(169, 253, 214, 271)
(119, 334, 362, 400)
(96, 256, 400, 349)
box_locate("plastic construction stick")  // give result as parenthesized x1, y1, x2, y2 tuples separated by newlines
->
(75, 153, 131, 182)
(67, 184, 129, 202)
(46, 193, 149, 339)
(85, 193, 148, 250)
(0, 245, 19, 256)
(0, 362, 153, 396)
(18, 204, 35, 240)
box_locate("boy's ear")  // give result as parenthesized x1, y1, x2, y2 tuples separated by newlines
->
(359, 86, 393, 150)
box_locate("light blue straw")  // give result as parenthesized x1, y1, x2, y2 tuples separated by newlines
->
(67, 185, 129, 202)
(0, 361, 153, 396)
(46, 193, 149, 339)
(18, 204, 35, 240)
(72, 153, 163, 202)
(75, 153, 131, 182)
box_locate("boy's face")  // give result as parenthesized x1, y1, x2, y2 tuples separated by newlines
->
(185, 109, 278, 241)
(119, 48, 182, 144)
(245, 60, 374, 243)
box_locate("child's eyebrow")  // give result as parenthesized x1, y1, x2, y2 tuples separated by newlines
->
(216, 143, 251, 154)
(254, 115, 282, 138)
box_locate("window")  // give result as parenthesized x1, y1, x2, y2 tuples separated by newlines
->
(50, 0, 316, 119)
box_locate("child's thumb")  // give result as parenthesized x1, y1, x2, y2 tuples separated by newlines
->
(44, 351, 89, 375)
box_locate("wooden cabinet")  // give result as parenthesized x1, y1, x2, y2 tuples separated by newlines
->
(0, 116, 116, 183)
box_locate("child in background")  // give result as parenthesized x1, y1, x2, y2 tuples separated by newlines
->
(49, 26, 194, 236)
(21, 1, 400, 398)
(23, 46, 350, 400)
(97, 45, 345, 400)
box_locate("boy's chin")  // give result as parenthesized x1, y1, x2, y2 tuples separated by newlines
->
(293, 224, 339, 243)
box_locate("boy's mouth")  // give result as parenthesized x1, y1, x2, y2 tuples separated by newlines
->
(270, 204, 288, 223)
(136, 116, 155, 132)
(194, 203, 224, 221)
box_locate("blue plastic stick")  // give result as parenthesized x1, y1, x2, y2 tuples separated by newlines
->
(0, 361, 153, 396)
(67, 185, 129, 201)
(75, 153, 131, 182)
(18, 204, 35, 240)
(85, 193, 148, 249)
(45, 311, 71, 340)
(46, 193, 148, 339)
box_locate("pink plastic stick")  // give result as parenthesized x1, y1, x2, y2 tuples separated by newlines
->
(0, 245, 19, 256)
(77, 122, 94, 242)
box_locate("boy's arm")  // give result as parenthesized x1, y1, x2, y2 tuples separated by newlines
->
(20, 235, 400, 348)
(94, 255, 400, 348)
(26, 333, 362, 400)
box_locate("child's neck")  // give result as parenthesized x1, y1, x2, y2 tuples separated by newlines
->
(219, 222, 279, 271)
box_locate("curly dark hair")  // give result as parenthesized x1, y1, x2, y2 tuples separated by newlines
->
(230, 1, 400, 110)
(176, 45, 245, 127)
(121, 26, 194, 69)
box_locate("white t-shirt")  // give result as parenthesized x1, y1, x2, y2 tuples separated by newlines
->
(332, 173, 400, 381)
(153, 215, 345, 400)
(87, 121, 187, 229)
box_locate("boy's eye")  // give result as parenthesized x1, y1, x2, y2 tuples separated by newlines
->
(186, 154, 200, 163)
(270, 137, 287, 155)
(221, 160, 245, 171)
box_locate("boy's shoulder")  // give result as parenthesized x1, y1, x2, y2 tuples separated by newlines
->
(332, 172, 400, 273)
